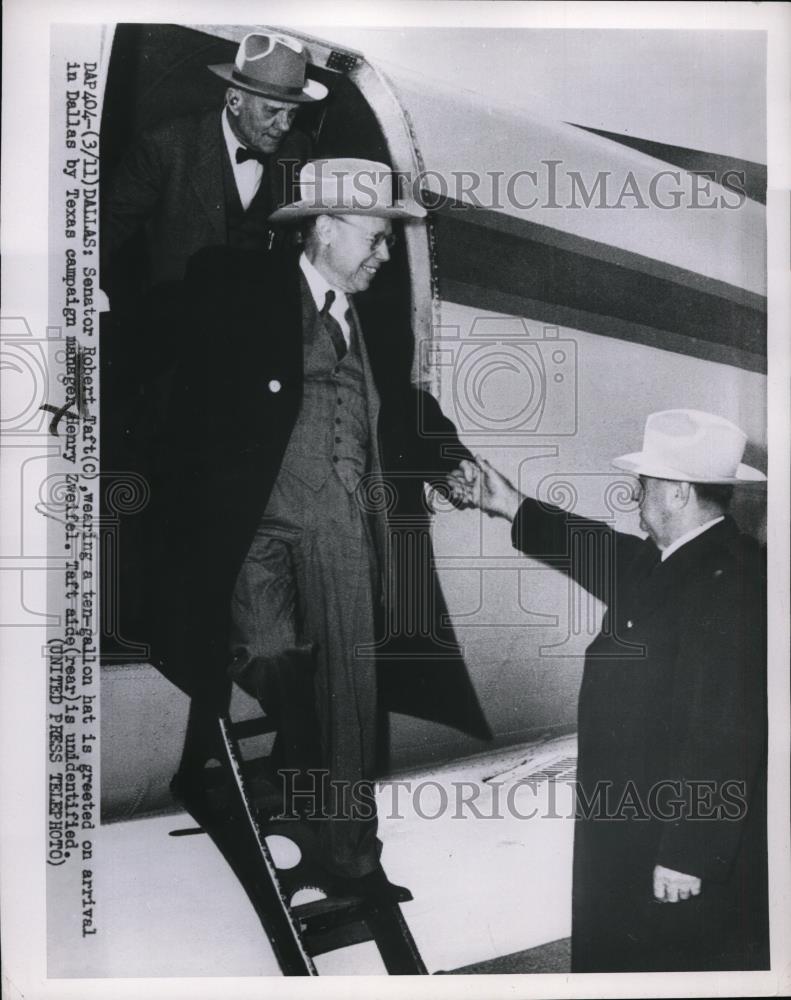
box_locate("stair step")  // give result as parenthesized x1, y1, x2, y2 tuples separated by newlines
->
(230, 716, 278, 739)
(292, 893, 367, 923)
(173, 712, 427, 974)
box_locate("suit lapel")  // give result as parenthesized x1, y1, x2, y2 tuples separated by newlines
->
(298, 272, 323, 349)
(348, 299, 388, 562)
(188, 113, 227, 244)
(348, 298, 381, 459)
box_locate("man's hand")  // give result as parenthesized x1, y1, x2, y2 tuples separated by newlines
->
(475, 456, 524, 520)
(653, 864, 702, 903)
(447, 457, 524, 521)
(446, 458, 480, 508)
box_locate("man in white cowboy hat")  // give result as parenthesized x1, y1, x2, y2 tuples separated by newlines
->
(450, 409, 768, 972)
(152, 158, 490, 899)
(102, 32, 327, 291)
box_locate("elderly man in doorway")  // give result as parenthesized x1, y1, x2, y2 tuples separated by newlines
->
(102, 31, 327, 291)
(451, 409, 768, 971)
(152, 158, 490, 900)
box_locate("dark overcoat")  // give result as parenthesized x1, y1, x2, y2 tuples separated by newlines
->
(512, 498, 768, 972)
(145, 246, 491, 747)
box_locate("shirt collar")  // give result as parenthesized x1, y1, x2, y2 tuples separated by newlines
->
(299, 253, 348, 315)
(660, 516, 724, 561)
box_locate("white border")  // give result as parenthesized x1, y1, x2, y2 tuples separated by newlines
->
(2, 2, 789, 998)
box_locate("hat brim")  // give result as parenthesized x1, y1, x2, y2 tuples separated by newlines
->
(269, 201, 427, 222)
(612, 452, 767, 484)
(208, 64, 328, 102)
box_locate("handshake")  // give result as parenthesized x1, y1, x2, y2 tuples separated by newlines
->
(446, 457, 525, 521)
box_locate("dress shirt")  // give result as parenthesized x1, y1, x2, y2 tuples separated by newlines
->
(660, 516, 725, 561)
(299, 253, 351, 347)
(221, 109, 263, 211)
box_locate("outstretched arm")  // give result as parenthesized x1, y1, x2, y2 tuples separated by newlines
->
(449, 455, 647, 603)
(447, 456, 525, 520)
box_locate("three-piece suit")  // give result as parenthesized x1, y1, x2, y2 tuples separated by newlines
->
(512, 498, 768, 971)
(147, 245, 490, 873)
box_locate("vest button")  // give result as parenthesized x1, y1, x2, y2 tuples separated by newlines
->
(335, 436, 341, 443)
(332, 456, 339, 463)
(267, 379, 281, 393)
(337, 398, 343, 405)
(335, 417, 341, 425)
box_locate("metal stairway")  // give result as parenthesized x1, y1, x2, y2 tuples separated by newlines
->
(169, 706, 427, 976)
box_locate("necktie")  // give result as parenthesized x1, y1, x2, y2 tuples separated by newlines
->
(236, 146, 267, 165)
(321, 290, 349, 361)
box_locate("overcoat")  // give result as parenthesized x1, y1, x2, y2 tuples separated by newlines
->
(145, 245, 491, 747)
(512, 498, 768, 972)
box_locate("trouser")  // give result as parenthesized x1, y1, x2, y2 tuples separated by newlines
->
(228, 473, 381, 878)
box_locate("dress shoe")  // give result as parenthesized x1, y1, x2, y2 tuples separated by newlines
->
(331, 868, 413, 904)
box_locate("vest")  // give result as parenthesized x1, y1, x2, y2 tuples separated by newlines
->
(220, 143, 276, 251)
(279, 285, 370, 494)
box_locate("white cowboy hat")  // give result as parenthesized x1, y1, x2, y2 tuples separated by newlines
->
(269, 158, 427, 221)
(209, 32, 327, 103)
(612, 409, 766, 484)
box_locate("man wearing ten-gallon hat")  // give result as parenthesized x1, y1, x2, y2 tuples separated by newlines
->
(102, 32, 327, 293)
(451, 409, 768, 971)
(151, 158, 491, 898)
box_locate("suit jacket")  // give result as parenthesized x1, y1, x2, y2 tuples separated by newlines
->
(145, 245, 491, 745)
(512, 498, 768, 971)
(101, 109, 310, 288)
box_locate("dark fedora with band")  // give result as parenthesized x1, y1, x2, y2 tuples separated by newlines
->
(209, 32, 328, 103)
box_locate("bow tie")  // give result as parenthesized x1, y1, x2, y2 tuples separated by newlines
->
(235, 147, 267, 165)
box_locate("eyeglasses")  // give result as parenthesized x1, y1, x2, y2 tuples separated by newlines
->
(335, 216, 397, 252)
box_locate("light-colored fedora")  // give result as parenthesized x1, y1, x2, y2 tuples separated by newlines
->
(612, 409, 766, 484)
(209, 32, 327, 103)
(269, 158, 427, 222)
